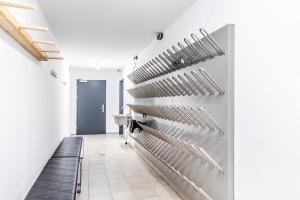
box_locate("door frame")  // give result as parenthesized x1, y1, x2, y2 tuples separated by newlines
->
(119, 79, 124, 134)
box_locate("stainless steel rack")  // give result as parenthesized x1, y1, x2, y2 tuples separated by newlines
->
(127, 104, 224, 134)
(127, 25, 234, 200)
(138, 123, 224, 172)
(127, 28, 224, 84)
(127, 68, 224, 98)
(129, 132, 214, 200)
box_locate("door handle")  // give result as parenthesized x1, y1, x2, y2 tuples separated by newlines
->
(100, 104, 105, 112)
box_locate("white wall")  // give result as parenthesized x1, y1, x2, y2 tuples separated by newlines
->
(0, 0, 70, 199)
(124, 0, 300, 199)
(70, 68, 123, 133)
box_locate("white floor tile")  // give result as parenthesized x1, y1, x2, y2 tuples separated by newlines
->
(77, 134, 181, 200)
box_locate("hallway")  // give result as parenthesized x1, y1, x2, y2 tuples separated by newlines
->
(1, 0, 299, 199)
(79, 134, 181, 200)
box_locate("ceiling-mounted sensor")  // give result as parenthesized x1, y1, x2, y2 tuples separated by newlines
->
(157, 32, 163, 40)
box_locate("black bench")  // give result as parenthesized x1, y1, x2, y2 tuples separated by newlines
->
(52, 137, 83, 158)
(25, 137, 84, 200)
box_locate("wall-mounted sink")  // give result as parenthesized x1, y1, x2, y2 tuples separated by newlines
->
(113, 114, 132, 126)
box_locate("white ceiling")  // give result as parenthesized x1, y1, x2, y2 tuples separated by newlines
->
(38, 0, 197, 69)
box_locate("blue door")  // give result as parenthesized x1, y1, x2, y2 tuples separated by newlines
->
(77, 80, 106, 134)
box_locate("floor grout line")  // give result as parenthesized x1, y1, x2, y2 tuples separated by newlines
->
(79, 134, 181, 200)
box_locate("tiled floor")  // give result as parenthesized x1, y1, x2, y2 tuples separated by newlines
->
(77, 133, 181, 200)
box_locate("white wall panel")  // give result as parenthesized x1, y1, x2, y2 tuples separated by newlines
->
(0, 0, 70, 199)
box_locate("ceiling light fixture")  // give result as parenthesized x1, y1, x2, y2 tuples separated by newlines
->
(96, 57, 104, 70)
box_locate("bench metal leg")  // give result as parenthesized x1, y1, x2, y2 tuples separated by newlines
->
(77, 158, 83, 193)
(77, 139, 84, 194)
(81, 139, 85, 159)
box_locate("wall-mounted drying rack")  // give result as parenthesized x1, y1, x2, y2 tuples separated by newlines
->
(127, 104, 224, 134)
(0, 1, 63, 61)
(128, 25, 234, 200)
(128, 28, 224, 84)
(138, 122, 224, 173)
(129, 132, 214, 200)
(127, 68, 224, 98)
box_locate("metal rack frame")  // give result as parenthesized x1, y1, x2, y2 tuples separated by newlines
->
(128, 24, 234, 200)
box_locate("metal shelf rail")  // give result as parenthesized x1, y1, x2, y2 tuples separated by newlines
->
(129, 132, 214, 200)
(127, 104, 224, 134)
(138, 123, 224, 173)
(127, 28, 224, 84)
(127, 68, 224, 98)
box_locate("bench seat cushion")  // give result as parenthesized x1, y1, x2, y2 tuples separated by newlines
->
(25, 157, 79, 200)
(52, 137, 83, 158)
